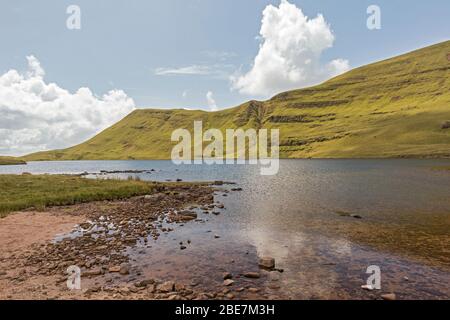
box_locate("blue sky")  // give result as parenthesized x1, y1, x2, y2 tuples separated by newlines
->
(1, 0, 449, 110)
(0, 0, 449, 156)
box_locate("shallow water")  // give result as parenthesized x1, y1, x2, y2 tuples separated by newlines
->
(2, 159, 450, 299)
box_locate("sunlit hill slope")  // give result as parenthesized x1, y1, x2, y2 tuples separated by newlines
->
(25, 41, 450, 160)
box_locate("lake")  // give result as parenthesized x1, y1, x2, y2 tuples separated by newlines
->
(1, 159, 450, 299)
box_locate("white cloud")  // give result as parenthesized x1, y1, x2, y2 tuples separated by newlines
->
(231, 0, 350, 97)
(206, 91, 218, 111)
(0, 56, 136, 156)
(155, 65, 212, 76)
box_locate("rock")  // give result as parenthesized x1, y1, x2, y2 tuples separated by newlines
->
(135, 279, 155, 288)
(158, 281, 175, 293)
(248, 287, 260, 293)
(214, 234, 221, 239)
(119, 264, 130, 275)
(108, 266, 121, 273)
(214, 181, 224, 185)
(441, 121, 450, 130)
(231, 188, 243, 191)
(223, 279, 234, 286)
(244, 272, 261, 279)
(258, 257, 275, 269)
(179, 212, 198, 221)
(84, 268, 103, 277)
(351, 214, 363, 219)
(180, 246, 187, 250)
(226, 293, 235, 299)
(381, 293, 396, 301)
(147, 284, 156, 293)
(223, 272, 233, 280)
(144, 193, 165, 201)
(174, 283, 185, 291)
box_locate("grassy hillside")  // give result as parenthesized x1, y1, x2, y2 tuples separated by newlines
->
(25, 41, 450, 160)
(0, 157, 26, 165)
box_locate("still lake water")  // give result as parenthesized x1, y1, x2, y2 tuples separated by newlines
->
(1, 159, 450, 299)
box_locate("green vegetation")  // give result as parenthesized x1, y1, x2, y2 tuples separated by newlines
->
(24, 41, 450, 160)
(0, 174, 161, 216)
(0, 157, 26, 165)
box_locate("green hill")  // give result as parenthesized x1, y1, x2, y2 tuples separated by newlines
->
(0, 156, 26, 165)
(25, 41, 450, 161)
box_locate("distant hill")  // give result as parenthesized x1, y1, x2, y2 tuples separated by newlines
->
(25, 41, 450, 161)
(0, 157, 26, 165)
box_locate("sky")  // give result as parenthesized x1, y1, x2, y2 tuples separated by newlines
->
(0, 0, 449, 155)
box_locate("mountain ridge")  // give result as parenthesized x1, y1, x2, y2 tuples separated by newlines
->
(24, 40, 450, 161)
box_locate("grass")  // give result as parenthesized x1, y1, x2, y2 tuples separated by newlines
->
(23, 40, 450, 161)
(0, 174, 162, 217)
(0, 157, 26, 165)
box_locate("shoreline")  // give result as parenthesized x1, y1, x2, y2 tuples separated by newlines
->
(0, 183, 271, 300)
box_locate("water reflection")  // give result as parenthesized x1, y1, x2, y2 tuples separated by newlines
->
(2, 159, 450, 298)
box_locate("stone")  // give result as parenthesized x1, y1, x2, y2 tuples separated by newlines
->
(441, 121, 450, 130)
(223, 279, 234, 286)
(119, 264, 130, 275)
(108, 266, 121, 273)
(147, 284, 156, 293)
(158, 281, 175, 293)
(135, 279, 155, 287)
(248, 287, 260, 293)
(84, 268, 102, 277)
(214, 234, 221, 239)
(174, 283, 185, 291)
(244, 272, 261, 279)
(258, 257, 275, 269)
(223, 272, 233, 280)
(381, 293, 396, 301)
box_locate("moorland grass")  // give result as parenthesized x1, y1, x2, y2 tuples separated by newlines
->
(0, 157, 26, 165)
(23, 40, 450, 161)
(0, 174, 160, 217)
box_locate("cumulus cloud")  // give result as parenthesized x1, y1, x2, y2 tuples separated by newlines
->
(0, 56, 135, 156)
(206, 91, 218, 111)
(231, 0, 350, 97)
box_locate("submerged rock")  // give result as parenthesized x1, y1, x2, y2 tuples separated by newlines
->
(259, 257, 275, 269)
